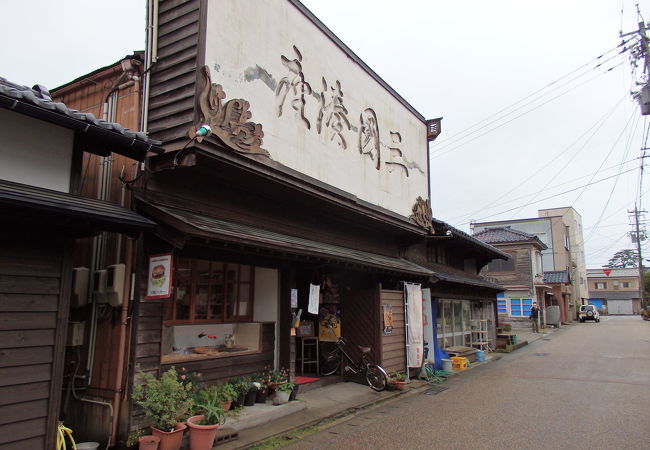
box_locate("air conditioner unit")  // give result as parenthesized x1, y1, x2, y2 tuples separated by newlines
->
(71, 267, 89, 308)
(106, 264, 126, 307)
(93, 269, 107, 303)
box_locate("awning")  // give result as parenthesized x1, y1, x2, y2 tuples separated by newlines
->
(431, 268, 505, 291)
(0, 179, 155, 234)
(138, 202, 435, 278)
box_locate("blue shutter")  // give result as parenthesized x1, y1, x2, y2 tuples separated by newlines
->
(510, 299, 522, 316)
(522, 299, 533, 317)
(497, 298, 507, 314)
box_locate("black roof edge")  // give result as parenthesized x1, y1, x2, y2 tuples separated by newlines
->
(431, 218, 511, 260)
(288, 0, 427, 124)
(0, 94, 164, 159)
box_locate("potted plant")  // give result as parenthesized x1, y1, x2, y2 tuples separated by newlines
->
(138, 435, 161, 450)
(387, 371, 408, 391)
(268, 367, 289, 392)
(216, 383, 238, 411)
(271, 381, 294, 405)
(244, 378, 258, 407)
(187, 395, 226, 450)
(132, 367, 194, 450)
(288, 383, 300, 401)
(252, 371, 270, 403)
(230, 377, 251, 408)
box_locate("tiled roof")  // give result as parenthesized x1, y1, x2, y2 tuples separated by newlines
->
(473, 227, 547, 249)
(431, 218, 510, 260)
(0, 76, 163, 156)
(543, 270, 570, 284)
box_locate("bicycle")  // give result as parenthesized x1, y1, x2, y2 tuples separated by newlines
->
(319, 327, 388, 391)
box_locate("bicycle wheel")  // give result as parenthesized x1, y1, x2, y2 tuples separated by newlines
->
(320, 353, 341, 376)
(365, 365, 387, 391)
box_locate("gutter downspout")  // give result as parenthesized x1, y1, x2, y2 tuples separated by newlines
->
(110, 236, 134, 446)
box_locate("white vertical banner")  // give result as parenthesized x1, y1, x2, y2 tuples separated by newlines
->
(421, 288, 434, 363)
(308, 283, 320, 314)
(405, 283, 423, 368)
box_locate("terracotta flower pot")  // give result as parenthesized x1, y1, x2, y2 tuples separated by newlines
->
(151, 423, 186, 450)
(388, 380, 407, 391)
(222, 400, 232, 411)
(138, 435, 160, 450)
(186, 415, 220, 450)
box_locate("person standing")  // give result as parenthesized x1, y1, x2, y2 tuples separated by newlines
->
(530, 302, 541, 333)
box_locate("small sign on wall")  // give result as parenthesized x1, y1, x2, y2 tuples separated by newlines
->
(383, 304, 394, 335)
(290, 288, 298, 308)
(145, 253, 173, 299)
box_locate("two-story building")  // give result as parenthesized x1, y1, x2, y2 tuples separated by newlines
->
(472, 227, 551, 325)
(0, 76, 161, 450)
(9, 2, 507, 446)
(587, 268, 642, 315)
(472, 207, 588, 321)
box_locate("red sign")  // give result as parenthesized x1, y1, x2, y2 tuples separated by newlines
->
(602, 269, 612, 277)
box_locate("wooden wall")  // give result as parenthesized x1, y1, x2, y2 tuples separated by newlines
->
(0, 233, 71, 450)
(128, 253, 275, 432)
(482, 245, 532, 287)
(341, 288, 380, 368)
(148, 0, 201, 151)
(379, 289, 406, 374)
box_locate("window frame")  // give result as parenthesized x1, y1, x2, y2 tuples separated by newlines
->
(163, 258, 255, 325)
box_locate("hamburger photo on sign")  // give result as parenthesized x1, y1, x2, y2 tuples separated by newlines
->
(146, 254, 172, 299)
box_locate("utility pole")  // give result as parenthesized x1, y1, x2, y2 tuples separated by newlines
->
(621, 6, 650, 114)
(629, 206, 647, 308)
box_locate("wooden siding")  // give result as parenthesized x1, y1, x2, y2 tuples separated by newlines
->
(379, 289, 406, 374)
(128, 250, 275, 431)
(481, 245, 533, 287)
(341, 288, 380, 368)
(148, 0, 201, 149)
(0, 234, 69, 449)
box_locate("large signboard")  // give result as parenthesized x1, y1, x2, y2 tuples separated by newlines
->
(203, 0, 429, 218)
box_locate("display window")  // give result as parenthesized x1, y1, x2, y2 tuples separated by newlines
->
(163, 258, 253, 323)
(160, 257, 260, 364)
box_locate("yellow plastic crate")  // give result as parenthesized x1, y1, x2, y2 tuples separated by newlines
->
(451, 356, 468, 370)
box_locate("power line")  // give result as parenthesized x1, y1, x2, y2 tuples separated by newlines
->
(458, 165, 642, 227)
(431, 62, 626, 160)
(452, 93, 629, 223)
(432, 40, 634, 150)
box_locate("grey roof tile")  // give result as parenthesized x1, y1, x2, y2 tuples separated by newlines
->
(0, 76, 160, 146)
(473, 227, 547, 249)
(543, 270, 570, 284)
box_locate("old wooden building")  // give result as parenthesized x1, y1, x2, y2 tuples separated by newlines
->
(0, 77, 161, 449)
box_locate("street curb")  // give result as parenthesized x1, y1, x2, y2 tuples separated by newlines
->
(231, 381, 431, 449)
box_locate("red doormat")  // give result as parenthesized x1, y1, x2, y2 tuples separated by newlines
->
(295, 376, 320, 385)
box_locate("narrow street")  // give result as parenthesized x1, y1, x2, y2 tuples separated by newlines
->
(288, 317, 650, 449)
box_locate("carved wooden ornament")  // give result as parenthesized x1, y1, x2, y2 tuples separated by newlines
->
(409, 196, 434, 233)
(188, 66, 270, 157)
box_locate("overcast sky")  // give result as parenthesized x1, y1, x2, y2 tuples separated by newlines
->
(2, 0, 649, 268)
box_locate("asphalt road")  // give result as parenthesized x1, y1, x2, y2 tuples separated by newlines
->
(288, 316, 650, 449)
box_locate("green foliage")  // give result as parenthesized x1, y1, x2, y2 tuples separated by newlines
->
(195, 396, 226, 426)
(132, 367, 194, 431)
(276, 381, 295, 392)
(177, 366, 204, 398)
(195, 383, 238, 408)
(269, 368, 289, 383)
(389, 371, 407, 382)
(125, 429, 144, 447)
(604, 249, 638, 268)
(230, 377, 253, 396)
